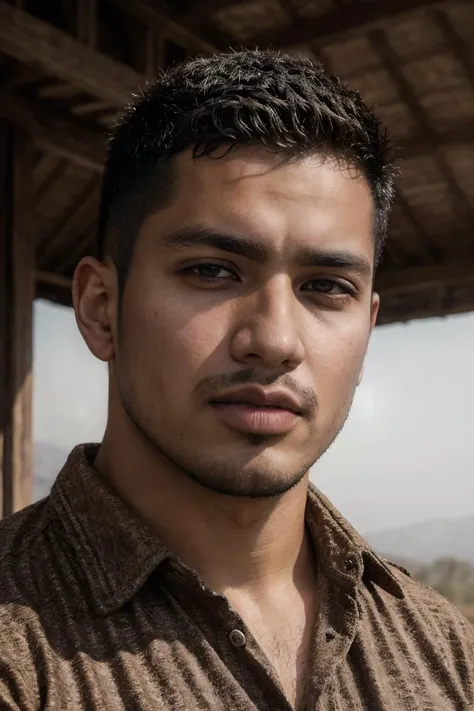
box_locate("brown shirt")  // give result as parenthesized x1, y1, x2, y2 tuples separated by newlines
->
(0, 445, 473, 710)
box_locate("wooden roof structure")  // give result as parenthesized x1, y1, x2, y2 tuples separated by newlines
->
(0, 0, 473, 325)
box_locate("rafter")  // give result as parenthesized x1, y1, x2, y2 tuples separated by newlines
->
(0, 2, 142, 107)
(394, 193, 439, 262)
(35, 270, 72, 290)
(109, 0, 222, 56)
(36, 158, 69, 203)
(182, 0, 234, 18)
(275, 0, 299, 23)
(37, 176, 101, 266)
(431, 9, 474, 87)
(376, 261, 474, 296)
(53, 203, 100, 273)
(377, 298, 474, 325)
(0, 61, 44, 88)
(0, 90, 105, 172)
(38, 82, 84, 99)
(226, 0, 452, 48)
(76, 0, 97, 47)
(368, 28, 474, 219)
(71, 100, 111, 117)
(304, 24, 474, 164)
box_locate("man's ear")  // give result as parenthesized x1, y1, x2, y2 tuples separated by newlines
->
(357, 291, 380, 387)
(72, 257, 118, 363)
(370, 291, 380, 332)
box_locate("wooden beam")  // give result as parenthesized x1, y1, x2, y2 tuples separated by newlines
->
(182, 0, 263, 22)
(378, 299, 474, 325)
(0, 121, 35, 516)
(0, 127, 5, 517)
(76, 0, 97, 48)
(0, 89, 105, 172)
(71, 100, 110, 116)
(275, 0, 299, 22)
(35, 282, 73, 308)
(145, 27, 155, 79)
(395, 193, 439, 262)
(110, 0, 220, 56)
(37, 176, 100, 266)
(38, 82, 83, 99)
(0, 62, 44, 88)
(431, 10, 474, 87)
(0, 2, 142, 107)
(204, 0, 452, 48)
(36, 158, 69, 203)
(54, 212, 99, 273)
(35, 270, 72, 289)
(368, 28, 474, 218)
(376, 261, 474, 296)
(401, 123, 474, 158)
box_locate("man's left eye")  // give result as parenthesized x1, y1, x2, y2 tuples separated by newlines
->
(303, 279, 347, 295)
(191, 264, 234, 279)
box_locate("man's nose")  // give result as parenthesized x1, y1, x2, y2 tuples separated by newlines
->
(229, 276, 306, 371)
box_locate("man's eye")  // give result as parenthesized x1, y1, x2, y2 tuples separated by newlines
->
(303, 279, 348, 295)
(188, 264, 235, 279)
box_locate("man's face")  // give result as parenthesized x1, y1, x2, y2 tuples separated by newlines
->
(114, 147, 378, 497)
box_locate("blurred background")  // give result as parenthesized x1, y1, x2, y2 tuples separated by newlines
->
(0, 0, 473, 620)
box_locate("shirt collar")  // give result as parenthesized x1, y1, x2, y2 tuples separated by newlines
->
(50, 444, 169, 615)
(306, 483, 405, 600)
(50, 444, 403, 616)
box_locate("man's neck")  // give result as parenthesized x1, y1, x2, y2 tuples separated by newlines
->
(94, 426, 311, 597)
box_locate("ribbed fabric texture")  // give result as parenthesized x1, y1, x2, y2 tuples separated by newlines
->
(0, 444, 472, 710)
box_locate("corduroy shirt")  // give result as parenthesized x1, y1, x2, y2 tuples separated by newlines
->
(0, 444, 473, 710)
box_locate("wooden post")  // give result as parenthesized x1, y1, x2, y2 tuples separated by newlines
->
(77, 0, 97, 48)
(0, 121, 35, 517)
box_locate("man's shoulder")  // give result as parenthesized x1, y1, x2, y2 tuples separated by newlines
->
(0, 503, 55, 707)
(0, 497, 57, 612)
(380, 556, 474, 647)
(0, 496, 52, 564)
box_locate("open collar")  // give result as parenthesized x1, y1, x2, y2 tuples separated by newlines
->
(50, 445, 404, 616)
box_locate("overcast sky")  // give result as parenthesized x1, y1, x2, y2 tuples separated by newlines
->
(33, 300, 474, 534)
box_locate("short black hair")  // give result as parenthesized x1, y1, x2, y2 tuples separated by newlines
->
(97, 49, 396, 290)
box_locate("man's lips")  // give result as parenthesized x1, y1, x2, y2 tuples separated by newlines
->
(209, 386, 304, 435)
(209, 386, 304, 413)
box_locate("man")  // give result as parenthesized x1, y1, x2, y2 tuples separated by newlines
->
(0, 50, 472, 711)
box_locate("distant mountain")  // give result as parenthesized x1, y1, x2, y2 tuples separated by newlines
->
(33, 441, 69, 501)
(366, 516, 474, 565)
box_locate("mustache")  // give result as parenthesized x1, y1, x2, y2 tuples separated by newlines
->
(194, 369, 318, 415)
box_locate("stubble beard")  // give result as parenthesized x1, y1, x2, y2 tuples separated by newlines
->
(119, 382, 353, 499)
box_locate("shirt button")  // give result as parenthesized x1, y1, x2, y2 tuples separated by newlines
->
(345, 556, 358, 572)
(229, 629, 246, 647)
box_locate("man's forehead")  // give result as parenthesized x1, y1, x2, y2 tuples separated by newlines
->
(173, 146, 372, 200)
(163, 148, 374, 252)
(133, 147, 376, 272)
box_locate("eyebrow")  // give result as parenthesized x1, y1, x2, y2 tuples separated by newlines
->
(162, 226, 373, 280)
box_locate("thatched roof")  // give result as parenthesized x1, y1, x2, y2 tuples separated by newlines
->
(0, 0, 473, 325)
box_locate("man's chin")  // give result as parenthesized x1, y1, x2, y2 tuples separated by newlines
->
(176, 449, 311, 499)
